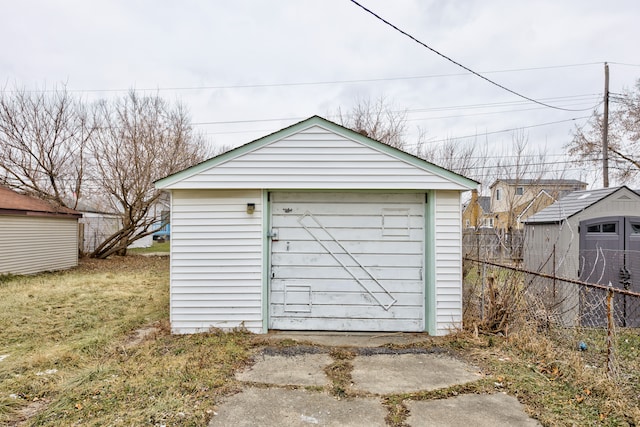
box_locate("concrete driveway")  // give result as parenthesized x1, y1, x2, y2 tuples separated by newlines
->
(209, 332, 541, 427)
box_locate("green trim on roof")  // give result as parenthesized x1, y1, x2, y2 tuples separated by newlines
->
(155, 115, 478, 190)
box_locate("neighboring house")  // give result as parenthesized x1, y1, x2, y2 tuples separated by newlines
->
(489, 179, 587, 230)
(155, 116, 478, 336)
(76, 198, 159, 254)
(462, 191, 491, 229)
(523, 186, 640, 327)
(76, 202, 121, 254)
(0, 186, 82, 275)
(151, 196, 171, 241)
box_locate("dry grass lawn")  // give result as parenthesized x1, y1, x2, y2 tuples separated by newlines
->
(1, 256, 638, 426)
(0, 256, 253, 426)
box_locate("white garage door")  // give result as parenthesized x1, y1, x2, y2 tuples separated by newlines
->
(269, 192, 425, 331)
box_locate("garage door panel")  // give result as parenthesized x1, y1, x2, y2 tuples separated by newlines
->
(271, 252, 424, 268)
(271, 213, 424, 229)
(270, 317, 423, 332)
(272, 240, 423, 255)
(271, 192, 424, 204)
(269, 192, 425, 332)
(273, 266, 421, 281)
(270, 290, 423, 306)
(270, 279, 423, 294)
(273, 227, 424, 242)
(270, 303, 423, 320)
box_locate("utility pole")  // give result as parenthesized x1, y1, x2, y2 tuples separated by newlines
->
(602, 62, 610, 188)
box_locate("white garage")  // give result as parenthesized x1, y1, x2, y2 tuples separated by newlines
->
(155, 116, 476, 336)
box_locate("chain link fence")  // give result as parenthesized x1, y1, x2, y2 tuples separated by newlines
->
(464, 255, 640, 381)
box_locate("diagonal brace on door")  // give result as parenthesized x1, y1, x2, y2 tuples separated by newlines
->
(298, 211, 397, 310)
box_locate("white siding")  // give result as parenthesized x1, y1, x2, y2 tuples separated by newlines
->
(0, 215, 79, 275)
(170, 189, 263, 334)
(434, 191, 463, 335)
(165, 126, 469, 191)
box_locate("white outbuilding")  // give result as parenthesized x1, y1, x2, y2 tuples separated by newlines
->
(155, 116, 477, 335)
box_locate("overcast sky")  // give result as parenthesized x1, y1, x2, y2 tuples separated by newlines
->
(2, 0, 639, 184)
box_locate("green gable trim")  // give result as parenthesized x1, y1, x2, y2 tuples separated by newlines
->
(155, 115, 478, 190)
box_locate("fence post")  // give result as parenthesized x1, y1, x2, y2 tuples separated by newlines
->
(606, 283, 615, 378)
(481, 261, 486, 321)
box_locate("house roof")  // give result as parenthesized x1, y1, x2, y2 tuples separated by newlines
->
(524, 186, 635, 224)
(477, 196, 491, 213)
(155, 115, 479, 191)
(489, 178, 587, 189)
(0, 186, 82, 218)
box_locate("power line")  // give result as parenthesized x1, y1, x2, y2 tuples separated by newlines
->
(2, 64, 603, 95)
(348, 0, 600, 112)
(403, 116, 592, 147)
(608, 61, 640, 68)
(407, 101, 600, 123)
(406, 93, 601, 113)
(192, 95, 600, 126)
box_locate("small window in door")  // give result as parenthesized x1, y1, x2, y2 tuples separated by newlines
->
(587, 224, 600, 233)
(631, 223, 640, 234)
(587, 223, 617, 233)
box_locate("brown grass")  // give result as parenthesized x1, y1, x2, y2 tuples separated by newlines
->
(0, 256, 254, 426)
(1, 256, 638, 426)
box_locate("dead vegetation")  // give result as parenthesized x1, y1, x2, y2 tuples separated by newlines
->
(1, 256, 638, 426)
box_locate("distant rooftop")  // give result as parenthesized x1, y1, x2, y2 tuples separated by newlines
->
(478, 196, 491, 213)
(490, 179, 588, 188)
(524, 186, 633, 224)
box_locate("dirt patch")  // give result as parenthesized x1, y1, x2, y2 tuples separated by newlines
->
(122, 322, 163, 349)
(260, 345, 327, 357)
(8, 398, 50, 427)
(357, 346, 448, 356)
(75, 255, 168, 274)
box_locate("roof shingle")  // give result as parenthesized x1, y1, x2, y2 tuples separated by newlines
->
(0, 186, 81, 218)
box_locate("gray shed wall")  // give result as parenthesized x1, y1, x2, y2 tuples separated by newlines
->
(0, 215, 79, 275)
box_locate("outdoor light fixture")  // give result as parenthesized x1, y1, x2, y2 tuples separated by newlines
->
(246, 203, 255, 214)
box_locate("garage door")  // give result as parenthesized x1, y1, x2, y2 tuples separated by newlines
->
(269, 192, 425, 331)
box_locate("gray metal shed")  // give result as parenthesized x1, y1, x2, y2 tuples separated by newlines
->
(523, 186, 640, 326)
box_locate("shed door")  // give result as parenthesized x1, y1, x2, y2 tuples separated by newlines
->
(624, 217, 640, 326)
(269, 192, 425, 331)
(579, 216, 640, 327)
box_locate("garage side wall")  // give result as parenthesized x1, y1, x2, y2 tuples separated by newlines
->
(433, 191, 463, 335)
(170, 189, 263, 333)
(0, 216, 79, 275)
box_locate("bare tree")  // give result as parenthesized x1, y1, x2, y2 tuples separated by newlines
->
(88, 92, 209, 258)
(416, 133, 489, 183)
(0, 87, 93, 208)
(337, 96, 407, 150)
(567, 79, 640, 185)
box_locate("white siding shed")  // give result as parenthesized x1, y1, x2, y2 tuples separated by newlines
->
(156, 116, 477, 336)
(0, 186, 82, 275)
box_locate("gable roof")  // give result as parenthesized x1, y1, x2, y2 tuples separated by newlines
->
(516, 190, 555, 222)
(489, 178, 587, 189)
(524, 186, 637, 224)
(0, 186, 82, 218)
(156, 115, 478, 191)
(477, 196, 491, 213)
